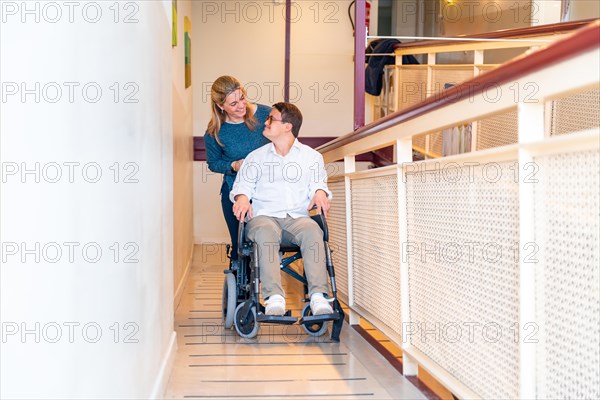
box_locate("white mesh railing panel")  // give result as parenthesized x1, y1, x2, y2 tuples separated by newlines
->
(350, 174, 402, 333)
(431, 68, 474, 95)
(477, 109, 519, 150)
(398, 66, 428, 111)
(534, 149, 600, 399)
(549, 88, 600, 136)
(328, 179, 348, 300)
(406, 161, 520, 399)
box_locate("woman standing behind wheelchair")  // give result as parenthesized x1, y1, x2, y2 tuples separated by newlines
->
(204, 76, 271, 265)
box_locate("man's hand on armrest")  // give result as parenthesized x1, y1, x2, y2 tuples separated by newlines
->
(233, 194, 253, 221)
(308, 189, 330, 217)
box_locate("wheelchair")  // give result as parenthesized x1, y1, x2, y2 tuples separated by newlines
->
(222, 212, 344, 341)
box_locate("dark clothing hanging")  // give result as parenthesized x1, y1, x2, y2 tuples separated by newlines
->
(365, 39, 419, 96)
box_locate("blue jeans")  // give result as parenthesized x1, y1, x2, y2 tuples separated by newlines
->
(220, 180, 239, 261)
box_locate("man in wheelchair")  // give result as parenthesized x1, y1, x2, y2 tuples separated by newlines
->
(230, 102, 334, 318)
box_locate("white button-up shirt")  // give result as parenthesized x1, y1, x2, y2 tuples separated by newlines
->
(230, 139, 332, 218)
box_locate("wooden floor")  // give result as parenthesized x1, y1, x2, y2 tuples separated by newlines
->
(165, 245, 427, 399)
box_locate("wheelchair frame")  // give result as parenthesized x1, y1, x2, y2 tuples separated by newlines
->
(222, 213, 345, 341)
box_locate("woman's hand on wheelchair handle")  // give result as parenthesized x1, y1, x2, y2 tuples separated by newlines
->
(308, 189, 330, 217)
(233, 194, 253, 221)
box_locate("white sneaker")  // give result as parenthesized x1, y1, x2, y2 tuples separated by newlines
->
(310, 293, 333, 315)
(265, 294, 285, 316)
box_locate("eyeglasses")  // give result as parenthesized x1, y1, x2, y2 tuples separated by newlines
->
(266, 115, 284, 124)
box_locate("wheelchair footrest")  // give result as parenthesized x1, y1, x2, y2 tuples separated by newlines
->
(256, 314, 298, 325)
(299, 311, 340, 325)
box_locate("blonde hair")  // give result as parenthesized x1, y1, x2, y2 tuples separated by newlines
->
(206, 76, 257, 145)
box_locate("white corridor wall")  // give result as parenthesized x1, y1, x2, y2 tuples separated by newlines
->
(0, 1, 176, 398)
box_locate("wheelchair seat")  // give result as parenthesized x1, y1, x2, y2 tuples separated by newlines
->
(222, 212, 344, 341)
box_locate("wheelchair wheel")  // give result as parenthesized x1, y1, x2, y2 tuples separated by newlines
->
(234, 303, 259, 339)
(222, 273, 236, 329)
(301, 303, 328, 337)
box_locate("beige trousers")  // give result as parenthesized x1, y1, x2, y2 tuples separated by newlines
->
(246, 215, 329, 300)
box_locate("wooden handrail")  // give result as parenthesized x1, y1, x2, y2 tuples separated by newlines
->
(392, 19, 596, 50)
(317, 20, 599, 155)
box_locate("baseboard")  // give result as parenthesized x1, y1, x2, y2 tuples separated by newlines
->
(174, 245, 194, 310)
(150, 330, 177, 399)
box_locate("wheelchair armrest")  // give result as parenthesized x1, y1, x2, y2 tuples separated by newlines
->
(237, 219, 245, 257)
(309, 212, 329, 242)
